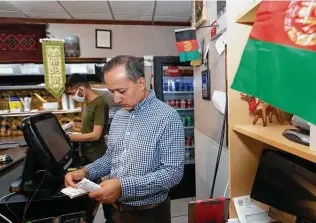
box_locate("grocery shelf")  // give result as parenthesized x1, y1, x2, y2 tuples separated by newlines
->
(0, 109, 82, 117)
(163, 91, 194, 94)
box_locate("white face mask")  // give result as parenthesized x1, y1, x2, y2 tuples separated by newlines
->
(72, 87, 85, 102)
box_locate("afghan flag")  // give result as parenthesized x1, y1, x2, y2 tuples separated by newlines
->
(175, 28, 200, 62)
(231, 0, 316, 125)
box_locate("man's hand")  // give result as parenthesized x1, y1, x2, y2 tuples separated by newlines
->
(88, 178, 122, 204)
(64, 168, 88, 188)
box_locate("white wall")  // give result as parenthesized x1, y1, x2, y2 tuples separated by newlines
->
(195, 130, 229, 200)
(194, 1, 228, 200)
(48, 24, 186, 58)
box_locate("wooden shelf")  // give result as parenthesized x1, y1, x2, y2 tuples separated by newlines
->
(0, 109, 81, 117)
(233, 124, 316, 163)
(0, 57, 107, 64)
(176, 108, 194, 111)
(0, 84, 45, 90)
(163, 91, 194, 94)
(235, 1, 261, 25)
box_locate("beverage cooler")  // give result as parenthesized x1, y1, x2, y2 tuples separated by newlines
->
(153, 56, 195, 199)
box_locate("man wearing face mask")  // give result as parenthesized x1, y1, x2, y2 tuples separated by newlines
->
(65, 73, 109, 165)
(64, 56, 185, 223)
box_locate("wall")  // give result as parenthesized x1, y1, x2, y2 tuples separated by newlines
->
(194, 1, 228, 199)
(48, 24, 184, 58)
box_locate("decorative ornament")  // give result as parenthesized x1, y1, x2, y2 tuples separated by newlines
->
(240, 93, 283, 127)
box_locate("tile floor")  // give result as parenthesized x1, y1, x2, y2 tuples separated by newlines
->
(93, 197, 196, 223)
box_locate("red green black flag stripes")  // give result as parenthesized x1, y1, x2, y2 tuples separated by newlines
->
(175, 28, 200, 62)
(231, 0, 316, 124)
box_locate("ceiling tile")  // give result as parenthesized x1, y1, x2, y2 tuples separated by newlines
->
(155, 1, 191, 17)
(154, 16, 190, 22)
(71, 13, 113, 20)
(0, 1, 17, 11)
(0, 10, 26, 18)
(60, 1, 111, 14)
(110, 1, 154, 16)
(114, 14, 152, 21)
(24, 12, 71, 19)
(8, 1, 65, 13)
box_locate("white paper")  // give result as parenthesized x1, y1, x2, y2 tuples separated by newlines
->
(144, 55, 153, 67)
(228, 219, 240, 223)
(70, 64, 88, 74)
(61, 187, 88, 199)
(215, 32, 227, 55)
(212, 91, 226, 114)
(21, 64, 40, 75)
(310, 124, 316, 150)
(233, 195, 272, 223)
(76, 178, 101, 192)
(203, 43, 209, 64)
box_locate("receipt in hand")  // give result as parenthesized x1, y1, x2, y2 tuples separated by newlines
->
(61, 178, 101, 199)
(61, 187, 88, 199)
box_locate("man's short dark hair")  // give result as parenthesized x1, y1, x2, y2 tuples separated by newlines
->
(103, 55, 144, 82)
(65, 73, 90, 89)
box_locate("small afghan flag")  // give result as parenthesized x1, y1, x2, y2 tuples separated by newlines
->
(175, 28, 200, 62)
(231, 1, 316, 125)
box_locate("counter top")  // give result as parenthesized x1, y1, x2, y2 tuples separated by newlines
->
(0, 136, 26, 176)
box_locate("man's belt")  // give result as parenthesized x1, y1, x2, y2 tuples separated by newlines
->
(115, 198, 167, 212)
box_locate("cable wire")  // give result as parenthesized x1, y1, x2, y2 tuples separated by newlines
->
(0, 192, 18, 223)
(0, 213, 12, 223)
(22, 170, 47, 223)
(210, 100, 227, 199)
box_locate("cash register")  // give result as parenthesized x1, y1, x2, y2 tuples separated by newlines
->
(0, 113, 98, 223)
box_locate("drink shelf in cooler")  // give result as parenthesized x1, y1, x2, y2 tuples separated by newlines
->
(185, 146, 194, 149)
(163, 91, 194, 94)
(176, 108, 194, 111)
(184, 158, 195, 165)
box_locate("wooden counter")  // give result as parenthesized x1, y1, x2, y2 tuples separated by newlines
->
(0, 136, 26, 177)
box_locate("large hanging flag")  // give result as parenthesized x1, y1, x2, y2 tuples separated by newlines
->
(231, 0, 316, 125)
(41, 38, 66, 98)
(175, 28, 200, 62)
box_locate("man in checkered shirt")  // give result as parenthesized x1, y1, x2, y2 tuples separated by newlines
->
(65, 55, 185, 223)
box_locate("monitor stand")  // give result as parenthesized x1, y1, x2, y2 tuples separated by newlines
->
(10, 144, 64, 199)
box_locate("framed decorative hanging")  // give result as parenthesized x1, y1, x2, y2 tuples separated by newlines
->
(192, 0, 208, 28)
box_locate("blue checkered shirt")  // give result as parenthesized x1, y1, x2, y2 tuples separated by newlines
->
(85, 91, 185, 206)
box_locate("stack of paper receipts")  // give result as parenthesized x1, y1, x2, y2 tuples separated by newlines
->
(61, 178, 101, 199)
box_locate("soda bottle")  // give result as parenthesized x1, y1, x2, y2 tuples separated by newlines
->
(180, 99, 186, 108)
(175, 99, 181, 108)
(191, 82, 194, 91)
(175, 79, 180, 91)
(180, 80, 185, 91)
(168, 80, 173, 91)
(170, 96, 175, 107)
(163, 82, 168, 92)
(187, 116, 193, 126)
(187, 99, 192, 108)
